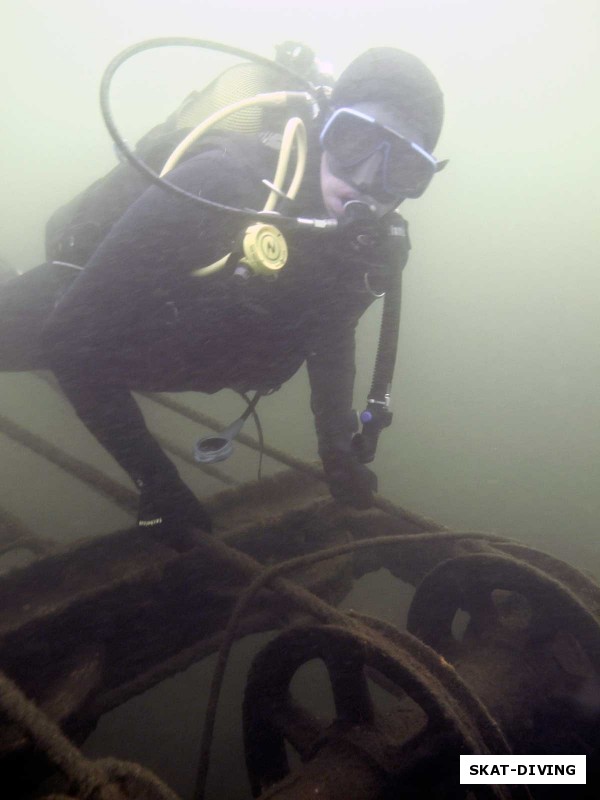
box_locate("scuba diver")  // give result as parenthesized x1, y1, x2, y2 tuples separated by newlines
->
(0, 43, 445, 544)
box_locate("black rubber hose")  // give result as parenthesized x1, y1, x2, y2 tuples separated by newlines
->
(99, 37, 327, 226)
(369, 263, 402, 401)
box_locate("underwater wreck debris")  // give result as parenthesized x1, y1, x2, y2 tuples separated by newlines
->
(235, 531, 600, 799)
(0, 472, 598, 798)
(242, 620, 530, 800)
(0, 394, 598, 798)
(0, 668, 180, 800)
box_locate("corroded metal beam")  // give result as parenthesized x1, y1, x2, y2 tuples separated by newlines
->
(0, 470, 356, 745)
(1, 464, 598, 800)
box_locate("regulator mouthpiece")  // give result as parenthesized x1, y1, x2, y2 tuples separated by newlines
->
(341, 199, 376, 221)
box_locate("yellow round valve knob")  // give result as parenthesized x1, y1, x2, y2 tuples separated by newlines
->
(242, 223, 288, 277)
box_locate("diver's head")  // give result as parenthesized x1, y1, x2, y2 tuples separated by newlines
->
(319, 47, 445, 219)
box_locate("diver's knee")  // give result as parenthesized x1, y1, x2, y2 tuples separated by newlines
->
(40, 316, 77, 375)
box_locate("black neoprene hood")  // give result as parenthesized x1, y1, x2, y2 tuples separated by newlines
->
(331, 48, 444, 152)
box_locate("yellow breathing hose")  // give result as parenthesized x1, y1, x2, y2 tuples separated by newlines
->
(262, 116, 307, 212)
(158, 91, 310, 278)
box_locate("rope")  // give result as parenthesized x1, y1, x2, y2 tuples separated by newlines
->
(0, 670, 111, 798)
(0, 670, 181, 800)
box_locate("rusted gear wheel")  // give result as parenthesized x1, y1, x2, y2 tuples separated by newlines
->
(243, 620, 531, 799)
(407, 552, 600, 671)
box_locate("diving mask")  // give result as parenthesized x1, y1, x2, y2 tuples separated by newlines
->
(320, 107, 440, 200)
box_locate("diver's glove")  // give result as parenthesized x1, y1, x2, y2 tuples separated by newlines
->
(321, 449, 378, 510)
(136, 474, 212, 544)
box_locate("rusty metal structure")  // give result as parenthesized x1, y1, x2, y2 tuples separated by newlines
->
(0, 385, 598, 799)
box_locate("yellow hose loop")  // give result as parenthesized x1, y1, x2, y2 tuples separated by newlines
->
(189, 110, 308, 279)
(160, 91, 310, 177)
(263, 116, 307, 212)
(190, 253, 230, 278)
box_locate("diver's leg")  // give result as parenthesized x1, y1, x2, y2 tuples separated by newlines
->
(0, 263, 77, 372)
(0, 267, 212, 539)
(48, 369, 212, 538)
(42, 299, 213, 539)
(54, 374, 211, 530)
(39, 165, 217, 540)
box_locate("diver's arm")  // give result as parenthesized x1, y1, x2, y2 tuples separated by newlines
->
(307, 320, 357, 453)
(308, 212, 410, 508)
(307, 318, 377, 509)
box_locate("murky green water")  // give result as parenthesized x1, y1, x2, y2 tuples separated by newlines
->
(2, 1, 598, 797)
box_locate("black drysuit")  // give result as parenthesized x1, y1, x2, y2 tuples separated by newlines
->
(2, 133, 409, 528)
